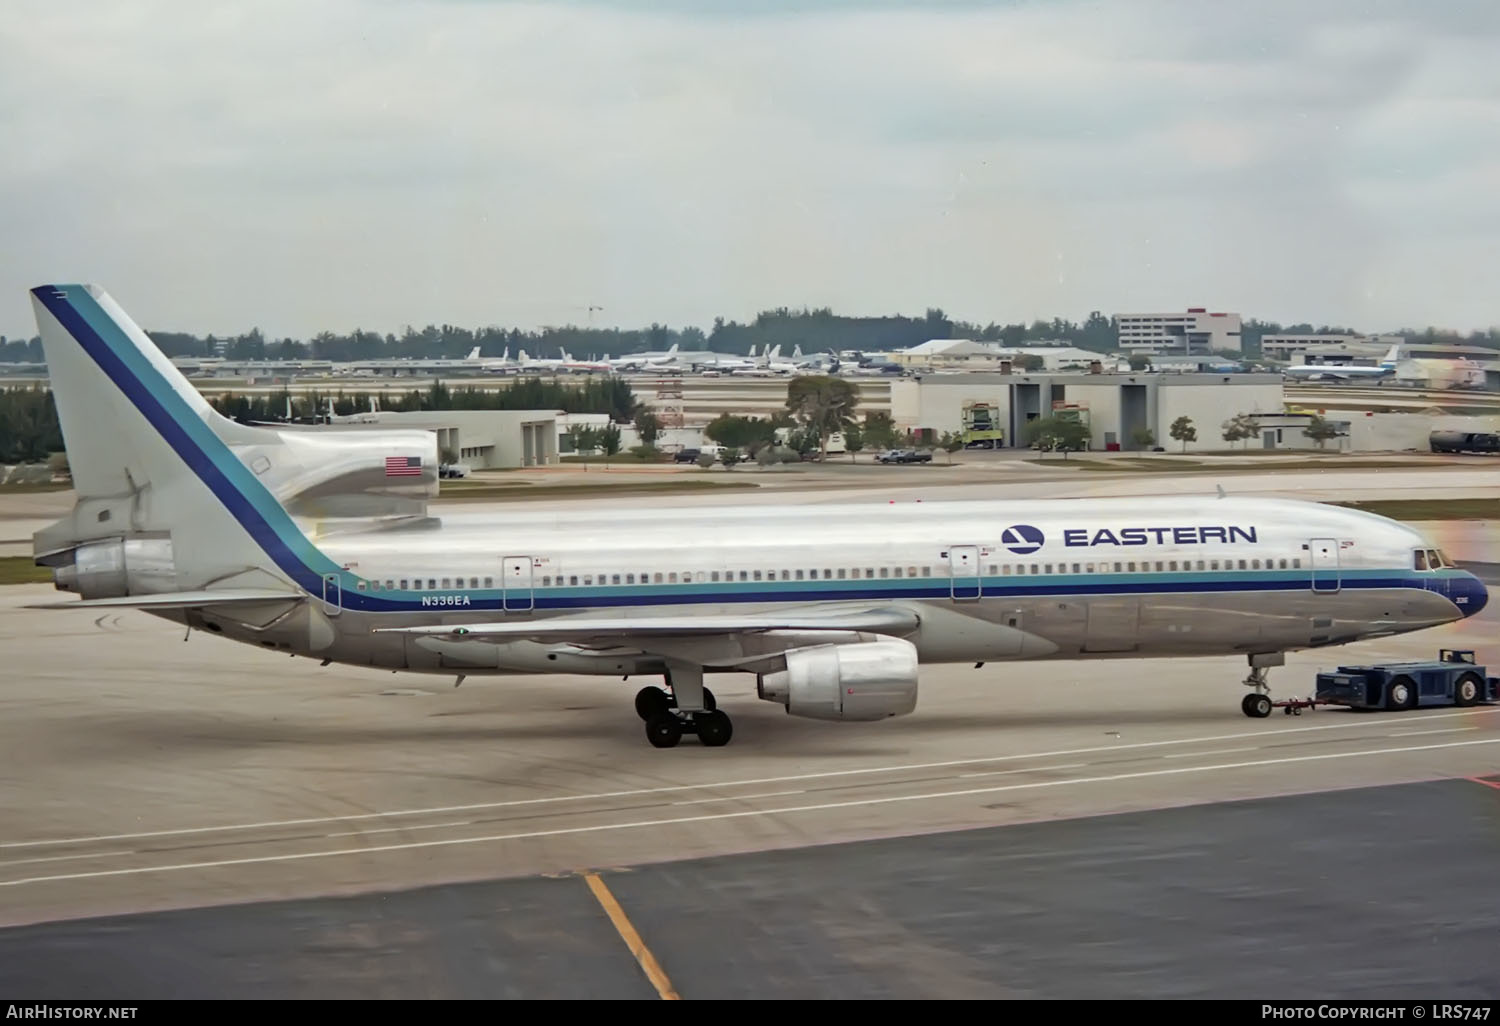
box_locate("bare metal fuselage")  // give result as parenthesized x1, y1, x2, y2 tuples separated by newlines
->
(166, 495, 1470, 680)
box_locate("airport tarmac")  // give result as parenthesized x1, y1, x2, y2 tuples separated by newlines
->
(1, 470, 1498, 997)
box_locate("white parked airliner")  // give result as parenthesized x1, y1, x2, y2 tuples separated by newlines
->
(1281, 344, 1401, 383)
(26, 285, 1489, 748)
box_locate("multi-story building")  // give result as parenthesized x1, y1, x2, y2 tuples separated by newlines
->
(1115, 309, 1242, 355)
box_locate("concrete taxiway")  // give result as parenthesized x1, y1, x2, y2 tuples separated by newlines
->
(1, 470, 1497, 997)
(5, 777, 1498, 999)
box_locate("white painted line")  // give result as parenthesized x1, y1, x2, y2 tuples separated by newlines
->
(671, 790, 806, 806)
(959, 763, 1087, 778)
(8, 707, 1494, 851)
(0, 850, 133, 870)
(1164, 747, 1259, 759)
(325, 820, 473, 839)
(2, 737, 1494, 888)
(1388, 727, 1478, 738)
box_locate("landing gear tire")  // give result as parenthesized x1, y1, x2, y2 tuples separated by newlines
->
(635, 686, 716, 720)
(695, 710, 733, 747)
(1454, 673, 1482, 708)
(635, 687, 672, 721)
(645, 712, 683, 748)
(1242, 693, 1273, 719)
(1386, 675, 1417, 711)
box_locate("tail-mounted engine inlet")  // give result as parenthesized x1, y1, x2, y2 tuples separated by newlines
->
(52, 536, 177, 599)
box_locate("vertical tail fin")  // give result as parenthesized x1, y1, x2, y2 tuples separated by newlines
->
(29, 284, 325, 593)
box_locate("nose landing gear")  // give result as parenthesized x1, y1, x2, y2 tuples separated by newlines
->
(1241, 653, 1283, 718)
(1241, 690, 1273, 719)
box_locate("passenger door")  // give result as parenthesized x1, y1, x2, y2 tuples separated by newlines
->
(322, 573, 342, 616)
(948, 545, 981, 601)
(1308, 538, 1340, 594)
(502, 556, 534, 612)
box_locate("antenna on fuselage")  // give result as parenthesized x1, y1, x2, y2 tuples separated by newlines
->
(1216, 484, 1227, 499)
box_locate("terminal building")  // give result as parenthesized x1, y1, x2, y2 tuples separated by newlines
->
(890, 370, 1284, 452)
(1115, 309, 1242, 355)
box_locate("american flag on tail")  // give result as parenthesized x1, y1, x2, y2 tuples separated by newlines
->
(385, 456, 422, 477)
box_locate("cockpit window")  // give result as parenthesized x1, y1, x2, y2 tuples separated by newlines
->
(1436, 550, 1455, 568)
(1414, 550, 1430, 571)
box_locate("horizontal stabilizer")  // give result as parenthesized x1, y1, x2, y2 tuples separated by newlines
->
(373, 607, 919, 640)
(26, 588, 305, 610)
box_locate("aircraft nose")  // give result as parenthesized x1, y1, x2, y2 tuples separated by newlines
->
(1450, 571, 1489, 618)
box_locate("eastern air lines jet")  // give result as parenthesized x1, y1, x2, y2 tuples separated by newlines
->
(26, 286, 1489, 748)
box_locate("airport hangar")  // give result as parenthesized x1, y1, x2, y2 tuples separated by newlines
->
(889, 369, 1285, 452)
(325, 409, 561, 468)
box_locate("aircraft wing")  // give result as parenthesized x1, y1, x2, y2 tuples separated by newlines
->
(26, 588, 305, 610)
(373, 606, 919, 642)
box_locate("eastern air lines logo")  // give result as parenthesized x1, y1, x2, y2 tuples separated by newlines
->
(1001, 524, 1045, 554)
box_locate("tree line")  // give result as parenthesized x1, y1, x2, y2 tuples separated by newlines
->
(7, 308, 1494, 367)
(208, 376, 640, 425)
(0, 386, 61, 463)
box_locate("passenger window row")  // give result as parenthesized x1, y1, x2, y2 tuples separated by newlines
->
(352, 557, 1303, 592)
(998, 557, 1300, 575)
(538, 566, 935, 586)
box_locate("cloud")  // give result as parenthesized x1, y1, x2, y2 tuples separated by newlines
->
(1, 0, 1496, 339)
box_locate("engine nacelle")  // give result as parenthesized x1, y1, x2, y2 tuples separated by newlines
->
(756, 639, 919, 721)
(53, 536, 177, 599)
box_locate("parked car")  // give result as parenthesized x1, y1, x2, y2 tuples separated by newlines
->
(674, 448, 703, 464)
(876, 449, 931, 464)
(438, 463, 467, 479)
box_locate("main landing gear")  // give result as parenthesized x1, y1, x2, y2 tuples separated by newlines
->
(633, 661, 733, 748)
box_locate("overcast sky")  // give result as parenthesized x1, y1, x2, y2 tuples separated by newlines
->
(2, 0, 1496, 340)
